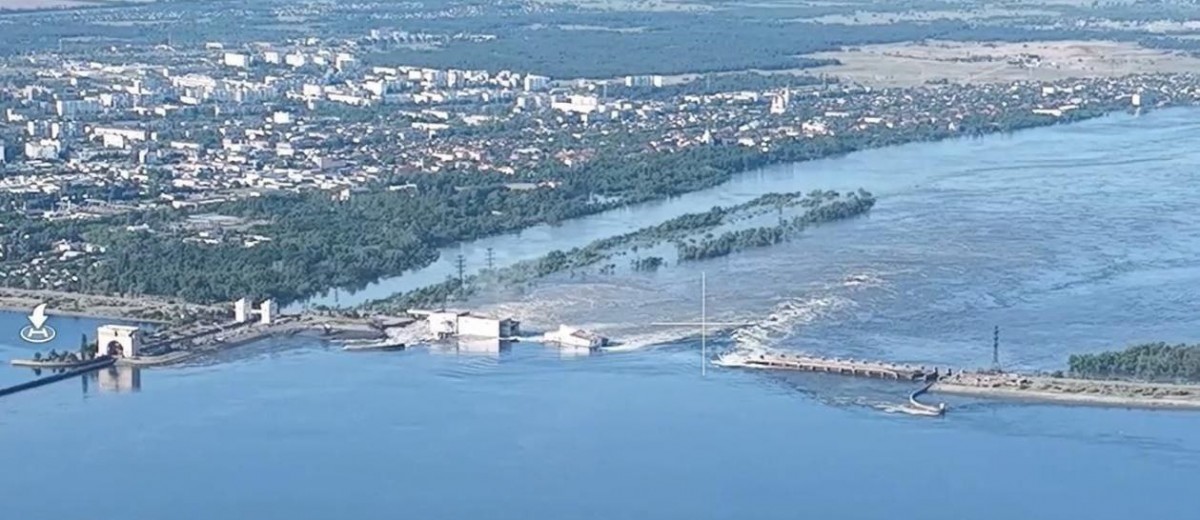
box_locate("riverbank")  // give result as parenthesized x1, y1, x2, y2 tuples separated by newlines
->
(932, 373, 1200, 409)
(0, 287, 222, 324)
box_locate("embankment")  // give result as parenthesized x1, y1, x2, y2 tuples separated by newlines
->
(932, 373, 1200, 409)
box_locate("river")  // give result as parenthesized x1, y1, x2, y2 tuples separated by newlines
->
(3, 108, 1200, 519)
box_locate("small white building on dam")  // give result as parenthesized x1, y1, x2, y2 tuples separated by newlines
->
(543, 325, 608, 349)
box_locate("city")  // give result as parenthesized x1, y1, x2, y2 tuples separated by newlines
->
(3, 27, 1198, 305)
(3, 0, 1200, 518)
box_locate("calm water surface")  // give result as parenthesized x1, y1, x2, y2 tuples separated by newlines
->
(3, 109, 1200, 519)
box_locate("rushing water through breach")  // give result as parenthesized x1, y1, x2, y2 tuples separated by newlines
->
(4, 109, 1200, 519)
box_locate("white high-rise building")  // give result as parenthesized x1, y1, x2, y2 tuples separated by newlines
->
(55, 99, 101, 118)
(769, 89, 789, 115)
(523, 74, 550, 92)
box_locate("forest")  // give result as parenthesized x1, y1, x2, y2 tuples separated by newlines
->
(1068, 343, 1200, 383)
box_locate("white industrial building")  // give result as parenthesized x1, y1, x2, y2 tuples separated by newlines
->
(235, 298, 278, 325)
(24, 139, 61, 160)
(285, 52, 307, 68)
(552, 94, 601, 115)
(410, 309, 520, 339)
(91, 126, 149, 143)
(543, 325, 608, 349)
(98, 324, 141, 358)
(223, 52, 251, 68)
(624, 75, 663, 88)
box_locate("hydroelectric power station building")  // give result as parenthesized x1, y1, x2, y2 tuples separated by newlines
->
(408, 309, 520, 340)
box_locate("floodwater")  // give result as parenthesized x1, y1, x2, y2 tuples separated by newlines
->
(4, 109, 1200, 518)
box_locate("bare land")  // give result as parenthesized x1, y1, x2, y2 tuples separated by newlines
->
(791, 8, 1061, 25)
(0, 287, 223, 323)
(806, 40, 1200, 87)
(0, 0, 95, 9)
(934, 373, 1200, 409)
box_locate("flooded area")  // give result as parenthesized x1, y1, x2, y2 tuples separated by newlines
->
(3, 109, 1200, 519)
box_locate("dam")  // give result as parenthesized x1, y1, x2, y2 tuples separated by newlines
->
(713, 349, 1200, 411)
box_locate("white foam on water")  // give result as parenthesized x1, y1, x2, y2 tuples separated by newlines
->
(728, 270, 889, 354)
(453, 269, 891, 354)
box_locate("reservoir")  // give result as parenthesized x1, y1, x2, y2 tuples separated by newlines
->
(3, 109, 1200, 519)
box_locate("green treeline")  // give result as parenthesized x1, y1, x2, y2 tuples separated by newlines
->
(1068, 343, 1200, 382)
(631, 256, 665, 272)
(80, 180, 605, 304)
(677, 190, 875, 261)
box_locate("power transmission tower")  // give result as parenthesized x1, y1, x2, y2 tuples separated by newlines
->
(454, 254, 466, 299)
(992, 325, 1001, 371)
(485, 247, 495, 271)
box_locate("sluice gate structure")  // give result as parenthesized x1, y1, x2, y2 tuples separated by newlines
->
(721, 352, 941, 381)
(715, 351, 948, 415)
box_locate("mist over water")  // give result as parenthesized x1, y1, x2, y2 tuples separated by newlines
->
(3, 109, 1200, 519)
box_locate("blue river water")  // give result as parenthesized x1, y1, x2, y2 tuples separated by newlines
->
(4, 109, 1200, 519)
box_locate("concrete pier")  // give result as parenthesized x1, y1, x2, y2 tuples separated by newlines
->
(0, 357, 115, 398)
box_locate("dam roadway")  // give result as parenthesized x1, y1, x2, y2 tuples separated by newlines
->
(714, 351, 942, 381)
(714, 351, 1200, 411)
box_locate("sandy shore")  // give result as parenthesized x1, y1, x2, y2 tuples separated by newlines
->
(932, 374, 1200, 409)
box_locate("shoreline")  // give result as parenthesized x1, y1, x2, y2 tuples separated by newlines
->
(931, 382, 1200, 410)
(0, 288, 223, 324)
(0, 304, 170, 324)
